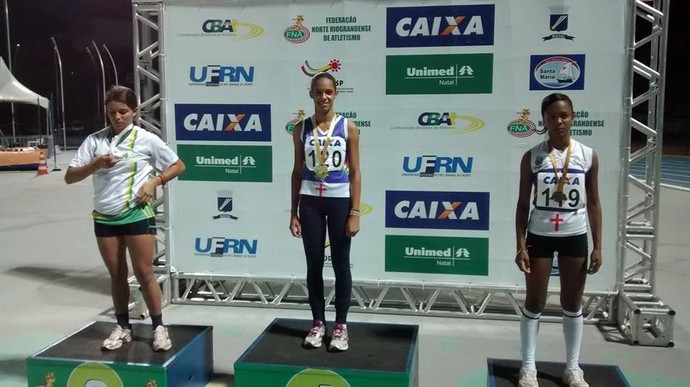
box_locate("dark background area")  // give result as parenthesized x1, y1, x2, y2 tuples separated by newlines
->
(0, 0, 688, 152)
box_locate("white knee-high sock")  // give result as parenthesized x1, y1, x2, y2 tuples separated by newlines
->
(563, 308, 583, 369)
(521, 309, 541, 369)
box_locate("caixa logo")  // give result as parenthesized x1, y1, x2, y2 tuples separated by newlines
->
(385, 190, 489, 230)
(194, 237, 258, 257)
(386, 4, 495, 47)
(189, 65, 254, 86)
(175, 104, 271, 141)
(402, 155, 473, 177)
(201, 19, 264, 41)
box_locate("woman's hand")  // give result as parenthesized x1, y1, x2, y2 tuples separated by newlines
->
(94, 155, 120, 169)
(135, 178, 158, 204)
(588, 248, 602, 274)
(345, 215, 360, 237)
(515, 249, 531, 274)
(290, 215, 302, 238)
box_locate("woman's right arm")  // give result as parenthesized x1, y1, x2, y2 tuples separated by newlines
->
(515, 151, 533, 273)
(289, 122, 305, 237)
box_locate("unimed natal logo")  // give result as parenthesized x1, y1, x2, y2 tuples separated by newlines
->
(385, 190, 489, 230)
(385, 235, 488, 275)
(177, 144, 272, 182)
(386, 54, 493, 95)
(386, 4, 495, 48)
(175, 104, 271, 142)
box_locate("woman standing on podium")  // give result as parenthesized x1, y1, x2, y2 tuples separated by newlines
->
(514, 93, 602, 387)
(289, 72, 361, 352)
(65, 86, 185, 352)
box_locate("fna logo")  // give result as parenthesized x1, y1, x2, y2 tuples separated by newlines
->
(386, 4, 495, 48)
(175, 104, 271, 142)
(418, 112, 485, 134)
(530, 55, 585, 90)
(212, 190, 239, 220)
(200, 19, 264, 41)
(284, 15, 310, 43)
(385, 190, 490, 230)
(402, 155, 473, 177)
(506, 109, 540, 138)
(189, 65, 255, 86)
(543, 5, 574, 41)
(194, 236, 258, 258)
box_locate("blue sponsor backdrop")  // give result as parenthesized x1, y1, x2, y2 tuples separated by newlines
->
(385, 190, 490, 230)
(386, 5, 495, 48)
(529, 54, 586, 90)
(175, 104, 271, 141)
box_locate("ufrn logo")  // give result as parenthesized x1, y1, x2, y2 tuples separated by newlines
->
(194, 237, 257, 257)
(402, 155, 473, 177)
(189, 65, 254, 86)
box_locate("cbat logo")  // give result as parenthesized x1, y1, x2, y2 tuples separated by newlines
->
(530, 55, 585, 90)
(543, 6, 574, 41)
(284, 15, 310, 43)
(175, 104, 271, 142)
(402, 155, 473, 177)
(507, 109, 539, 138)
(285, 110, 306, 136)
(177, 144, 272, 183)
(212, 190, 239, 220)
(387, 5, 495, 47)
(385, 235, 489, 275)
(418, 112, 485, 134)
(189, 65, 254, 86)
(194, 237, 258, 257)
(201, 19, 264, 40)
(301, 59, 341, 77)
(386, 54, 493, 95)
(385, 190, 489, 230)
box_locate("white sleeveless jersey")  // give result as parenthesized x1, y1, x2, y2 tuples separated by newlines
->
(299, 115, 351, 198)
(527, 139, 593, 236)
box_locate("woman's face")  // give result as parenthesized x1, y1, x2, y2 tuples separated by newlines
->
(309, 76, 337, 113)
(543, 100, 573, 140)
(106, 101, 136, 132)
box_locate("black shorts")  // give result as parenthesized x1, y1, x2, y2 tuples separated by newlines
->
(94, 217, 156, 237)
(526, 232, 588, 258)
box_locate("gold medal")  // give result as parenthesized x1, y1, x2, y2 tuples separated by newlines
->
(550, 191, 568, 204)
(314, 164, 329, 179)
(548, 140, 573, 206)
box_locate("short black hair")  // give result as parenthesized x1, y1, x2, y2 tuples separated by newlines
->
(310, 72, 337, 91)
(541, 93, 573, 116)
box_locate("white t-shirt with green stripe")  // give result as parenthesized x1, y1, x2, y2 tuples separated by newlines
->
(70, 124, 179, 216)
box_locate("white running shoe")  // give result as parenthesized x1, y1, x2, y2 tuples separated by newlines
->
(328, 323, 349, 352)
(102, 325, 132, 351)
(152, 325, 172, 352)
(303, 320, 326, 348)
(563, 367, 589, 387)
(518, 367, 539, 387)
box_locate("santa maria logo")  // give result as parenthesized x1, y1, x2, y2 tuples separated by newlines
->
(284, 15, 310, 43)
(385, 235, 488, 275)
(175, 104, 271, 142)
(284, 110, 307, 136)
(386, 4, 495, 48)
(385, 190, 489, 230)
(387, 54, 493, 95)
(543, 6, 574, 41)
(176, 19, 264, 40)
(507, 109, 539, 138)
(530, 55, 585, 90)
(177, 144, 272, 182)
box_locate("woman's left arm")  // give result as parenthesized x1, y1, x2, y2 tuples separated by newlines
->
(136, 139, 187, 203)
(585, 151, 602, 274)
(346, 121, 361, 237)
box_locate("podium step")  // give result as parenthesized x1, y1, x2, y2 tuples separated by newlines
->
(487, 359, 630, 387)
(235, 318, 419, 387)
(27, 321, 213, 387)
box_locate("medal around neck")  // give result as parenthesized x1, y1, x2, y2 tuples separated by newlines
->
(550, 191, 568, 204)
(314, 164, 329, 179)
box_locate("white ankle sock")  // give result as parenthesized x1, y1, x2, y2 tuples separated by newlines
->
(521, 309, 541, 369)
(563, 308, 583, 369)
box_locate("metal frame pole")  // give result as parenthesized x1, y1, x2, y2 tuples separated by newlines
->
(4, 0, 16, 141)
(91, 41, 107, 127)
(102, 44, 119, 86)
(51, 37, 66, 154)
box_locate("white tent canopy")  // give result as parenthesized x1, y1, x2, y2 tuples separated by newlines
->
(0, 57, 49, 109)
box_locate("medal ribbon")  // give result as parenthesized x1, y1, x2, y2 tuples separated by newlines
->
(312, 115, 337, 167)
(109, 124, 134, 157)
(548, 140, 572, 194)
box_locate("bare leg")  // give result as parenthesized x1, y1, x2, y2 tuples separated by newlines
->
(97, 236, 129, 314)
(125, 234, 161, 316)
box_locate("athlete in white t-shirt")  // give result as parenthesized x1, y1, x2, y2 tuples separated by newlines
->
(514, 93, 602, 387)
(65, 86, 185, 352)
(290, 72, 361, 352)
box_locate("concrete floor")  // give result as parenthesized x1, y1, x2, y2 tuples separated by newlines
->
(0, 151, 688, 387)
